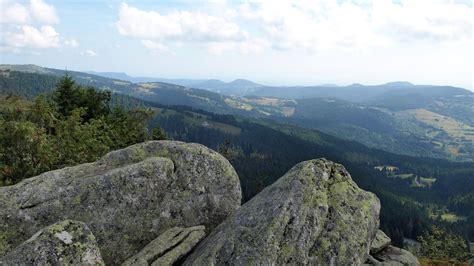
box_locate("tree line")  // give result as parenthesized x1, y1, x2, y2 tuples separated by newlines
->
(0, 75, 165, 185)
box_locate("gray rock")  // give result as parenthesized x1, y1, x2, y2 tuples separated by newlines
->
(0, 220, 104, 265)
(365, 254, 383, 265)
(371, 230, 392, 254)
(372, 245, 420, 266)
(0, 141, 241, 264)
(122, 225, 206, 266)
(184, 158, 380, 265)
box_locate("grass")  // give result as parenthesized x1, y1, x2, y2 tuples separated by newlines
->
(224, 98, 253, 111)
(374, 165, 399, 172)
(440, 213, 466, 223)
(393, 173, 414, 179)
(420, 177, 437, 187)
(420, 257, 471, 266)
(140, 83, 159, 89)
(411, 177, 436, 188)
(407, 108, 474, 141)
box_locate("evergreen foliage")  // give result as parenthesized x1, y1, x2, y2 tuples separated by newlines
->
(418, 225, 470, 261)
(0, 75, 164, 185)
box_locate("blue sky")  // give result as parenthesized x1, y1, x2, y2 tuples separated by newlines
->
(0, 0, 472, 89)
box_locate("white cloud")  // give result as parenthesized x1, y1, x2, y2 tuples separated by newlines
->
(0, 0, 59, 24)
(81, 49, 98, 56)
(141, 40, 168, 52)
(29, 0, 59, 24)
(64, 38, 79, 48)
(206, 38, 270, 55)
(3, 25, 60, 48)
(0, 0, 62, 51)
(116, 0, 472, 55)
(116, 2, 256, 54)
(239, 0, 473, 52)
(0, 0, 30, 24)
(371, 0, 472, 42)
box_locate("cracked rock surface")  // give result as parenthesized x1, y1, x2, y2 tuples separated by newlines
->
(371, 230, 392, 254)
(0, 220, 104, 265)
(0, 141, 241, 264)
(371, 245, 420, 265)
(122, 226, 206, 266)
(184, 158, 381, 265)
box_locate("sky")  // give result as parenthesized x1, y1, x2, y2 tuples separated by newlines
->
(0, 0, 473, 90)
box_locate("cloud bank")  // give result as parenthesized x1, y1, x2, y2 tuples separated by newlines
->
(116, 0, 473, 54)
(0, 0, 66, 51)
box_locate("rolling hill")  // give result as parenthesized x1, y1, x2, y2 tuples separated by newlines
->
(1, 64, 472, 162)
(1, 64, 474, 245)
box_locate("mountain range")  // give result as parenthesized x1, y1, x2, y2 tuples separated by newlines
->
(1, 63, 474, 248)
(2, 64, 473, 162)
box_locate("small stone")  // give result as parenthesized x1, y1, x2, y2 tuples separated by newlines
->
(370, 230, 391, 254)
(372, 245, 420, 266)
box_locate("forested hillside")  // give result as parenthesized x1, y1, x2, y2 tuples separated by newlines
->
(147, 105, 474, 244)
(2, 65, 472, 162)
(1, 67, 473, 251)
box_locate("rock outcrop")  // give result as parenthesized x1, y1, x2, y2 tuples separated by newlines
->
(122, 226, 206, 266)
(0, 220, 104, 265)
(184, 159, 381, 265)
(0, 140, 420, 265)
(0, 141, 241, 264)
(371, 230, 392, 254)
(371, 245, 420, 265)
(366, 231, 420, 265)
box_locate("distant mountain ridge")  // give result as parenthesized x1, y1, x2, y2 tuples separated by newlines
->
(2, 64, 474, 257)
(87, 71, 263, 95)
(86, 71, 206, 86)
(1, 64, 472, 162)
(86, 69, 472, 99)
(250, 83, 472, 102)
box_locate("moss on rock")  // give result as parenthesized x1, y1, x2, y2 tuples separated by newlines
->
(0, 220, 104, 265)
(0, 141, 241, 264)
(184, 158, 381, 265)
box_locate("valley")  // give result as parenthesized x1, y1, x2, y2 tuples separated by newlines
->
(1, 64, 473, 253)
(1, 0, 471, 263)
(2, 65, 473, 162)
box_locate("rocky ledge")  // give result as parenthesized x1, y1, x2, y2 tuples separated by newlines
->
(0, 141, 418, 265)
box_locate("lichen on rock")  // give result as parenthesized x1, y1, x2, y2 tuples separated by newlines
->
(0, 141, 241, 264)
(372, 245, 420, 265)
(371, 230, 392, 254)
(184, 158, 381, 265)
(122, 225, 206, 266)
(0, 220, 104, 265)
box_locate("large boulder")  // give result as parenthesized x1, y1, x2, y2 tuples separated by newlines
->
(122, 226, 206, 266)
(0, 141, 241, 264)
(184, 158, 381, 265)
(0, 220, 104, 265)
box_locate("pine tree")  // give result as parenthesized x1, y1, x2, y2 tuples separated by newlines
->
(53, 74, 76, 117)
(151, 125, 167, 140)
